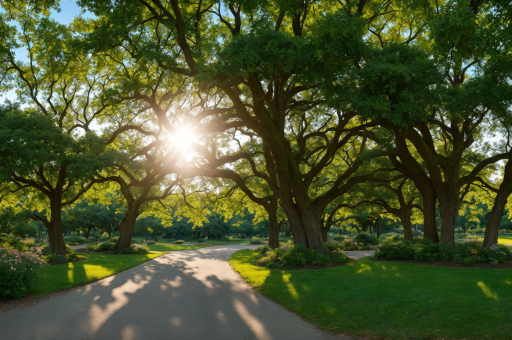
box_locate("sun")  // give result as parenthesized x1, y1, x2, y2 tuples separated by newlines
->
(171, 126, 196, 153)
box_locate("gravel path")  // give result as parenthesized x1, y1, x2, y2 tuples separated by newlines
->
(0, 245, 335, 340)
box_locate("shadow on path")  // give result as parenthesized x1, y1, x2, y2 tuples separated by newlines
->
(0, 245, 333, 340)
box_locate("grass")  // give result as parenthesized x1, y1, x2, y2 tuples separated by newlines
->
(498, 235, 512, 244)
(230, 249, 512, 339)
(147, 243, 211, 252)
(29, 253, 164, 297)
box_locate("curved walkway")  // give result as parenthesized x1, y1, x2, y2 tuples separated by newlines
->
(0, 245, 334, 340)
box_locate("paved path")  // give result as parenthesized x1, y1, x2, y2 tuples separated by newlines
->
(342, 250, 375, 261)
(70, 243, 87, 250)
(0, 245, 334, 340)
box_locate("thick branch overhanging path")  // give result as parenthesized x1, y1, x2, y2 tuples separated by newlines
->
(0, 246, 334, 340)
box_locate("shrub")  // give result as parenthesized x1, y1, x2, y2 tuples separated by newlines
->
(154, 236, 159, 242)
(146, 241, 156, 245)
(461, 256, 476, 266)
(383, 235, 406, 245)
(333, 235, 345, 242)
(414, 244, 437, 262)
(467, 235, 484, 242)
(249, 239, 262, 245)
(0, 234, 26, 252)
(331, 252, 351, 264)
(342, 240, 360, 251)
(375, 242, 416, 260)
(197, 239, 205, 243)
(119, 244, 150, 254)
(93, 242, 116, 252)
(174, 240, 185, 244)
(323, 242, 342, 252)
(254, 245, 269, 255)
(65, 252, 86, 262)
(254, 244, 332, 269)
(41, 244, 72, 255)
(354, 233, 379, 245)
(0, 247, 47, 299)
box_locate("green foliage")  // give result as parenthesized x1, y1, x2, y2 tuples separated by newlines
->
(333, 235, 345, 242)
(256, 244, 331, 269)
(89, 242, 116, 252)
(376, 240, 512, 266)
(173, 240, 184, 244)
(0, 247, 46, 299)
(354, 233, 379, 245)
(414, 244, 443, 262)
(331, 252, 351, 264)
(0, 233, 26, 252)
(375, 242, 416, 260)
(119, 244, 150, 254)
(249, 238, 263, 245)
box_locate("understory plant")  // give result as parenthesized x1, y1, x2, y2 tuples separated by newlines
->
(173, 239, 185, 244)
(375, 239, 512, 266)
(0, 247, 47, 299)
(254, 244, 348, 269)
(119, 243, 150, 254)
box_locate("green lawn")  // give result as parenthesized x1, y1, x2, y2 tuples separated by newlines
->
(29, 253, 164, 297)
(230, 249, 512, 339)
(498, 235, 512, 244)
(148, 244, 212, 252)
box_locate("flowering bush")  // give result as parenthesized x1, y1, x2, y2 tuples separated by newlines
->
(0, 247, 46, 299)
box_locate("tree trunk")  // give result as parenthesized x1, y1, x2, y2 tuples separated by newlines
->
(439, 200, 459, 246)
(376, 219, 381, 239)
(48, 198, 67, 254)
(267, 203, 280, 249)
(422, 191, 440, 243)
(115, 207, 140, 252)
(401, 211, 413, 241)
(280, 201, 308, 246)
(484, 162, 512, 247)
(321, 226, 328, 243)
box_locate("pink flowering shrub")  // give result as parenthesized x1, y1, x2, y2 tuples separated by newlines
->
(0, 247, 47, 299)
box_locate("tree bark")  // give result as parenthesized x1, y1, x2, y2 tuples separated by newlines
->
(422, 191, 440, 243)
(321, 226, 328, 243)
(48, 198, 67, 254)
(439, 201, 459, 246)
(484, 161, 512, 247)
(401, 211, 413, 241)
(115, 206, 140, 252)
(267, 200, 280, 249)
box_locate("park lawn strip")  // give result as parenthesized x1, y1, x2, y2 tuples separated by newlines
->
(498, 235, 512, 244)
(29, 253, 164, 297)
(148, 244, 211, 252)
(230, 249, 512, 339)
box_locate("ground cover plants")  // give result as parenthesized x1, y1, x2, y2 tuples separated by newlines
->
(254, 244, 351, 269)
(375, 237, 512, 266)
(230, 249, 512, 339)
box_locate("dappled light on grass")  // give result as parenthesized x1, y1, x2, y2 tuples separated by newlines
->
(477, 281, 499, 301)
(29, 253, 164, 297)
(281, 273, 299, 299)
(230, 250, 512, 339)
(355, 263, 372, 274)
(67, 262, 74, 283)
(498, 236, 512, 244)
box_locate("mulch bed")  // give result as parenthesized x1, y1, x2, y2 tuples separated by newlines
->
(370, 257, 512, 269)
